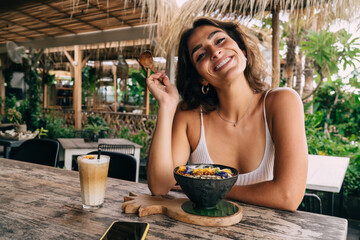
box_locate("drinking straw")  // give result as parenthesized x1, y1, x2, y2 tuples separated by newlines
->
(98, 147, 101, 160)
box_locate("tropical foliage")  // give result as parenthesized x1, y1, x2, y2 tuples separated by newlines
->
(82, 66, 98, 105)
(278, 15, 360, 202)
(125, 68, 159, 114)
(42, 113, 75, 139)
(301, 29, 360, 99)
(114, 121, 155, 159)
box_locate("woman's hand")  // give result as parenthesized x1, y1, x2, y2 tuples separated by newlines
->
(146, 71, 179, 111)
(146, 71, 183, 195)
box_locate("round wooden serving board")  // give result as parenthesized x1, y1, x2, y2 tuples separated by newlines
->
(122, 192, 243, 227)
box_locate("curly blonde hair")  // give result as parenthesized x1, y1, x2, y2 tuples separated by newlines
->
(176, 17, 269, 112)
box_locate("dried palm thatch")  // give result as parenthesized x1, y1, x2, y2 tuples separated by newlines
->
(70, 0, 360, 56)
(158, 0, 360, 55)
(69, 0, 178, 53)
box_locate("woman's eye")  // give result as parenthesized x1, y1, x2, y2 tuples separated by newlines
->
(216, 38, 225, 44)
(196, 53, 205, 62)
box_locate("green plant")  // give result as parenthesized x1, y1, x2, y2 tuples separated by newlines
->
(43, 113, 75, 139)
(43, 73, 55, 86)
(82, 66, 97, 105)
(126, 68, 158, 114)
(0, 96, 3, 109)
(5, 95, 17, 109)
(127, 70, 145, 107)
(6, 107, 23, 125)
(35, 127, 48, 138)
(300, 29, 360, 100)
(85, 123, 108, 134)
(87, 114, 108, 127)
(305, 111, 360, 197)
(344, 157, 360, 196)
(23, 68, 42, 130)
(2, 68, 14, 88)
(115, 120, 155, 159)
(18, 99, 29, 124)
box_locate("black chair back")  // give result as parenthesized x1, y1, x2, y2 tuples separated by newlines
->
(10, 139, 60, 167)
(298, 193, 323, 214)
(97, 144, 135, 156)
(88, 150, 136, 182)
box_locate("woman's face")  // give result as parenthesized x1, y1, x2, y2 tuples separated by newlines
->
(187, 25, 247, 87)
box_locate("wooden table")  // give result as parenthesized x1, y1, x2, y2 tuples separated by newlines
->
(306, 154, 350, 215)
(0, 158, 348, 240)
(58, 138, 142, 182)
(0, 138, 25, 158)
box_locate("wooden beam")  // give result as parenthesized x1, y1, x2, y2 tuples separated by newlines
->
(81, 54, 91, 68)
(73, 45, 82, 130)
(84, 0, 133, 27)
(63, 50, 74, 67)
(43, 2, 102, 31)
(0, 22, 34, 41)
(14, 9, 76, 34)
(0, 25, 157, 53)
(271, 5, 280, 89)
(0, 17, 50, 39)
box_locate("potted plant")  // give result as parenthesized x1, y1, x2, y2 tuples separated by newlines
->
(6, 107, 27, 132)
(84, 123, 108, 142)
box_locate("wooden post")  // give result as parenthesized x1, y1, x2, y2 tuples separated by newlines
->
(43, 84, 48, 108)
(64, 47, 82, 130)
(112, 65, 117, 112)
(271, 4, 280, 89)
(73, 45, 82, 130)
(0, 56, 5, 115)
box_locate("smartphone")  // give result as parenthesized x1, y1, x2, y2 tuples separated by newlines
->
(100, 221, 150, 240)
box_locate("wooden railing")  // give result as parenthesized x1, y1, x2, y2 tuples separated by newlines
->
(42, 108, 157, 133)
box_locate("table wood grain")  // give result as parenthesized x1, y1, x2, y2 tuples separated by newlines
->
(0, 158, 348, 240)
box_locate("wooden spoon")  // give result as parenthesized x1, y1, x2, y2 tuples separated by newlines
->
(139, 50, 156, 74)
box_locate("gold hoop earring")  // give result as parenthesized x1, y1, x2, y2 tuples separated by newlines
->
(201, 85, 209, 95)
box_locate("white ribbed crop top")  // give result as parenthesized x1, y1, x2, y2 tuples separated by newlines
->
(188, 90, 274, 185)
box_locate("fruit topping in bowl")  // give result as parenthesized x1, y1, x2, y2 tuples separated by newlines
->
(176, 165, 234, 179)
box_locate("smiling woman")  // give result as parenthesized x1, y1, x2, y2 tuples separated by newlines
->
(176, 18, 269, 113)
(146, 17, 308, 211)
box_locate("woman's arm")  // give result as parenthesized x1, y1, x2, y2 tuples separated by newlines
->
(227, 88, 308, 211)
(146, 71, 190, 195)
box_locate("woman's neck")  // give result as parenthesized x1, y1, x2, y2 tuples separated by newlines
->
(216, 76, 254, 121)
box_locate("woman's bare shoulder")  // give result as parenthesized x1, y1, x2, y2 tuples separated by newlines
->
(175, 103, 201, 117)
(264, 87, 304, 130)
(266, 87, 303, 110)
(174, 104, 201, 123)
(267, 87, 301, 100)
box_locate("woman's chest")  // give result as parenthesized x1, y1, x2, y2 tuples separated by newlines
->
(188, 111, 267, 174)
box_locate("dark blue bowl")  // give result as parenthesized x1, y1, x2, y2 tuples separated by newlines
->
(174, 164, 238, 209)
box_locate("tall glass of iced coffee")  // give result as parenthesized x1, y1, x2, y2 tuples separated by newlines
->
(78, 155, 110, 210)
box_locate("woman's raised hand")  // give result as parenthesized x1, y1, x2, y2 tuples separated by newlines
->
(146, 71, 179, 111)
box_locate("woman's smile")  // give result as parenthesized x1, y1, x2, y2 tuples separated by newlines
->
(188, 25, 246, 83)
(214, 56, 233, 72)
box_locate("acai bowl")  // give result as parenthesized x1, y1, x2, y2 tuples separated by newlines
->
(174, 164, 238, 209)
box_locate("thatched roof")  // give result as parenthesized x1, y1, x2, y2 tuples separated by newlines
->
(155, 0, 360, 55)
(0, 0, 178, 54)
(1, 0, 359, 57)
